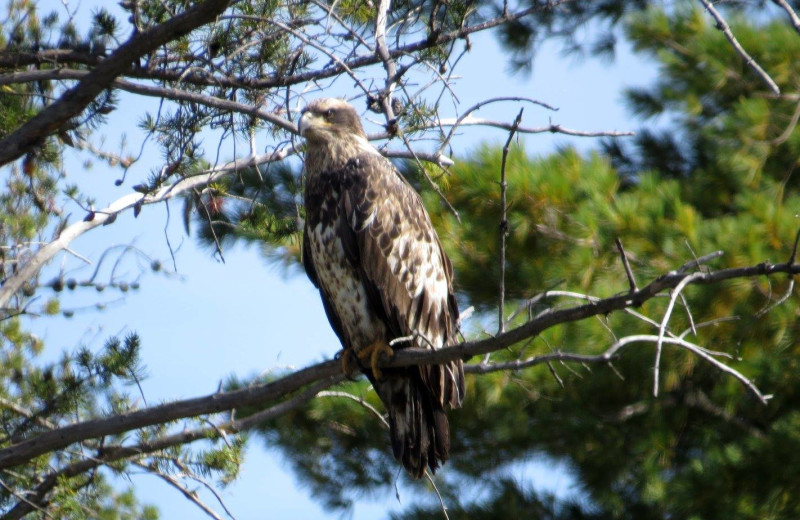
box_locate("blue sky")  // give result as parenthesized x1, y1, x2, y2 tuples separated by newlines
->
(19, 2, 657, 518)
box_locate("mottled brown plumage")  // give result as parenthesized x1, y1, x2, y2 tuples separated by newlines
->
(300, 98, 465, 477)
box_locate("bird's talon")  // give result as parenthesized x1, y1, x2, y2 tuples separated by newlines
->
(357, 341, 394, 379)
(339, 349, 359, 379)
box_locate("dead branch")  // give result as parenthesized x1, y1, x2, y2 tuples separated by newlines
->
(437, 97, 555, 156)
(615, 238, 638, 293)
(772, 0, 800, 36)
(653, 272, 706, 397)
(0, 145, 296, 311)
(0, 255, 796, 470)
(370, 117, 635, 139)
(498, 108, 524, 335)
(697, 0, 780, 95)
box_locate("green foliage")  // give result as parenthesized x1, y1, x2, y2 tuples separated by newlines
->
(610, 6, 800, 212)
(187, 162, 304, 266)
(0, 332, 157, 515)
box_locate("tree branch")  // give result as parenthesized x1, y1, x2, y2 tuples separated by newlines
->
(697, 0, 780, 95)
(0, 1, 573, 95)
(498, 109, 524, 335)
(1, 377, 340, 520)
(0, 0, 233, 166)
(771, 0, 800, 37)
(1, 254, 795, 470)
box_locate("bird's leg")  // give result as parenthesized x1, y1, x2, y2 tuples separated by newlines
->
(337, 348, 360, 380)
(357, 340, 394, 379)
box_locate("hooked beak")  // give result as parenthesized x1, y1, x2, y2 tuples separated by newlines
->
(298, 110, 319, 137)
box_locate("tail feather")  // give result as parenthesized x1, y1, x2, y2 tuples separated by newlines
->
(373, 372, 451, 478)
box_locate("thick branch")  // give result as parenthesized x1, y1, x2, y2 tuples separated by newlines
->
(0, 0, 232, 166)
(2, 377, 340, 520)
(1, 257, 795, 469)
(0, 49, 103, 68)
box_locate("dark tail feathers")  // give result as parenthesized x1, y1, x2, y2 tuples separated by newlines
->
(373, 373, 450, 478)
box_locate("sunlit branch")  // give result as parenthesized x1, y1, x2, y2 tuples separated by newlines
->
(1, 255, 795, 470)
(771, 0, 800, 36)
(0, 145, 296, 310)
(375, 0, 400, 128)
(697, 0, 780, 95)
(653, 272, 705, 397)
(437, 97, 556, 156)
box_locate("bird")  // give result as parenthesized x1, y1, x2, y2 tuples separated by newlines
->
(298, 98, 465, 478)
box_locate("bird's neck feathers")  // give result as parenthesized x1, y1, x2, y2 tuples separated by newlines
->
(304, 133, 380, 174)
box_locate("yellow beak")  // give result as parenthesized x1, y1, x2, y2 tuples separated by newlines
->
(298, 111, 324, 137)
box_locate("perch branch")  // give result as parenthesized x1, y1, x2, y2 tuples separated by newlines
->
(0, 255, 795, 470)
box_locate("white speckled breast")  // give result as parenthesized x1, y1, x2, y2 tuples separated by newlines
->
(308, 218, 387, 352)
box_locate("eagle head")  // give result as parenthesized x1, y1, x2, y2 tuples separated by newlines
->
(298, 98, 366, 143)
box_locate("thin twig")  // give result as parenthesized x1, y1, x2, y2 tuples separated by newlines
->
(437, 97, 554, 155)
(317, 391, 388, 427)
(137, 462, 225, 520)
(615, 238, 638, 293)
(755, 278, 795, 317)
(370, 117, 634, 140)
(498, 108, 524, 335)
(677, 250, 724, 273)
(788, 227, 800, 266)
(375, 0, 399, 129)
(654, 273, 705, 397)
(696, 0, 780, 95)
(770, 97, 800, 145)
(424, 470, 450, 520)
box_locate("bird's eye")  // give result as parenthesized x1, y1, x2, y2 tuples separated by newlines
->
(325, 109, 334, 119)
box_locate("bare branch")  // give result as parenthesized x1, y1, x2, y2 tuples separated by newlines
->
(654, 272, 705, 397)
(0, 69, 296, 133)
(0, 145, 296, 311)
(498, 109, 524, 335)
(772, 0, 800, 36)
(615, 238, 638, 293)
(139, 462, 226, 520)
(438, 97, 555, 155)
(375, 0, 399, 129)
(1, 255, 794, 470)
(377, 117, 635, 139)
(1, 378, 339, 520)
(697, 0, 780, 95)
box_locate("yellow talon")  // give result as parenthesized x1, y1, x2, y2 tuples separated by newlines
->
(339, 349, 359, 379)
(357, 340, 394, 379)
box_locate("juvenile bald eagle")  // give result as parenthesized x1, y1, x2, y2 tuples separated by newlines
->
(299, 98, 465, 477)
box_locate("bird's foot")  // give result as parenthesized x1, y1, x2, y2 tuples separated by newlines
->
(336, 349, 360, 380)
(356, 340, 394, 379)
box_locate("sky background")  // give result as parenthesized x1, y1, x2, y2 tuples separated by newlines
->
(19, 1, 658, 518)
